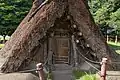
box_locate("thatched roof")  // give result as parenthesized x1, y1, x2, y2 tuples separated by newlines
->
(0, 0, 118, 73)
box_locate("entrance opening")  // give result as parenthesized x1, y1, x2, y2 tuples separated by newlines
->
(47, 28, 71, 64)
(54, 37, 70, 64)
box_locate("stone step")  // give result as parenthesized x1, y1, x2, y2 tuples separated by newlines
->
(52, 64, 73, 80)
(54, 61, 69, 64)
(52, 70, 74, 80)
(54, 56, 69, 64)
(54, 64, 72, 71)
(54, 56, 68, 60)
(55, 58, 68, 60)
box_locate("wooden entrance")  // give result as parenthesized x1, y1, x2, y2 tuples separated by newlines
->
(54, 37, 70, 64)
(50, 29, 70, 64)
(56, 38, 69, 57)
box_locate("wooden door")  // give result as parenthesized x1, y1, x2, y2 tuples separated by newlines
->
(56, 38, 69, 57)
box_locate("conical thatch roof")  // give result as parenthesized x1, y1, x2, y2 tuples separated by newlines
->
(0, 0, 119, 73)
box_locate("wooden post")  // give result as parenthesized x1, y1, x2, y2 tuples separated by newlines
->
(71, 35, 78, 66)
(100, 58, 108, 80)
(107, 35, 109, 43)
(36, 63, 45, 80)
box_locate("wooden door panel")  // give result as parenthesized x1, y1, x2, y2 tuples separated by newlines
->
(56, 38, 69, 57)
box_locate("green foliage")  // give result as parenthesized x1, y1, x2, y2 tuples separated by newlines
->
(109, 9, 120, 35)
(0, 0, 32, 36)
(108, 41, 120, 54)
(47, 73, 52, 80)
(82, 74, 96, 80)
(89, 0, 120, 36)
(73, 70, 85, 79)
(73, 70, 96, 80)
(0, 44, 4, 49)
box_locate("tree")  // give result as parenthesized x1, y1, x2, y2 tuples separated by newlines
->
(109, 8, 120, 43)
(0, 0, 32, 43)
(89, 0, 120, 42)
(0, 0, 119, 73)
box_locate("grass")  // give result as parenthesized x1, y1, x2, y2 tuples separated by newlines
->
(0, 44, 4, 49)
(73, 70, 96, 80)
(108, 41, 120, 54)
(47, 72, 52, 80)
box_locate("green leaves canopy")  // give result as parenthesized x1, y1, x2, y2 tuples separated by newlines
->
(0, 0, 32, 36)
(89, 0, 120, 35)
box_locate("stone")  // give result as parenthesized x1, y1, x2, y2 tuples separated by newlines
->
(96, 71, 120, 80)
(0, 73, 39, 80)
(106, 71, 120, 80)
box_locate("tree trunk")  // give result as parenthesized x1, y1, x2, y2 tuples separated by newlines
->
(115, 35, 118, 44)
(0, 0, 119, 73)
(107, 35, 109, 43)
(2, 35, 6, 44)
